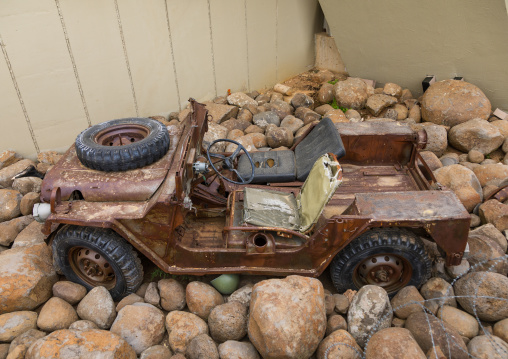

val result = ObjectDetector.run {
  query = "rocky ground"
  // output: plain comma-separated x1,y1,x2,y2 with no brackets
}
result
0,70,508,358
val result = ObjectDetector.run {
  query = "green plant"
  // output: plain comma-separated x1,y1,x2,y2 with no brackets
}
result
149,268,170,281
329,98,348,113
328,79,339,85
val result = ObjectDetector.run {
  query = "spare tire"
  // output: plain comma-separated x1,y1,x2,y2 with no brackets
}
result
75,118,170,172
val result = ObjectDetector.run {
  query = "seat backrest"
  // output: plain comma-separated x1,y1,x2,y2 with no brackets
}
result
297,153,342,233
294,117,346,181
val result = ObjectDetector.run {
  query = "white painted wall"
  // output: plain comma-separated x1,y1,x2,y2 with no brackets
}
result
0,0,323,158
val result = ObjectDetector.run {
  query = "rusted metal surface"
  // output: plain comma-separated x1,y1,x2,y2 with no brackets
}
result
40,101,470,278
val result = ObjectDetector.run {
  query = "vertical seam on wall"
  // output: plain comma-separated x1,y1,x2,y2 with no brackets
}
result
114,0,139,116
0,35,40,153
275,0,279,83
207,0,218,97
244,0,250,91
164,0,181,111
54,0,91,127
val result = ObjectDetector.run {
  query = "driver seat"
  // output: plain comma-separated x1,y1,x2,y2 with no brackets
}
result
242,153,343,233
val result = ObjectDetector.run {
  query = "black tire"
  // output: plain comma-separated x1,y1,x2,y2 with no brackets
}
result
52,225,143,301
330,228,431,296
75,118,170,172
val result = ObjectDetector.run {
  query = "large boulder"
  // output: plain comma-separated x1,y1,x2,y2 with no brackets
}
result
110,303,166,355
248,276,326,359
364,327,425,359
227,92,257,107
25,329,137,359
0,311,37,342
433,165,482,212
0,243,57,314
454,271,508,321
347,285,393,348
165,311,208,353
473,163,508,187
334,78,372,110
0,189,23,223
76,286,116,329
448,119,504,154
421,80,491,127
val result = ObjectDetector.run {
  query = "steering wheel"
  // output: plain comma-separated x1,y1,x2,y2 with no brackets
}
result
206,139,255,185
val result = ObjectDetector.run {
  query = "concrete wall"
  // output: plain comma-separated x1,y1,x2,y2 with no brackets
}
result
0,0,323,158
319,0,508,109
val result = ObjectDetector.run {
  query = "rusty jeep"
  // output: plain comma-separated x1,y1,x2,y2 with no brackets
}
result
35,99,470,300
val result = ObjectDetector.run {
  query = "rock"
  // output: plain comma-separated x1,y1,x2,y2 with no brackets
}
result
266,127,294,148
315,104,334,115
0,151,21,170
76,286,116,329
227,284,252,308
203,123,228,153
225,135,256,153
19,193,40,216
110,303,166,354
467,335,508,359
366,94,398,116
237,108,253,123
433,165,482,212
365,327,426,359
0,243,57,314
391,317,405,328
269,100,293,120
326,314,347,336
144,282,161,307
209,301,247,343
474,164,508,187
420,277,456,311
205,102,239,124
227,92,257,107
244,125,264,134
11,221,45,248
347,285,392,347
448,119,503,154
411,123,448,157
295,123,315,142
419,151,442,171
393,103,408,120
468,150,485,164
390,286,425,319
479,199,508,232
493,318,508,343
421,80,491,127
405,311,468,358
400,88,413,101
333,294,349,314
51,281,86,306
158,279,186,312
68,320,98,331
243,104,259,116
467,234,507,275
186,334,219,359
221,119,251,133
37,297,78,332
140,345,172,359
116,293,144,312
165,311,208,353
325,109,349,123
291,93,314,109
0,344,8,359
245,133,267,148
252,111,280,129
445,259,470,279
255,94,271,106
186,281,224,321
383,83,403,98
325,293,335,315
334,78,372,110
437,305,478,339
470,214,482,228
0,190,22,223
316,329,362,359
11,178,42,196
439,153,459,167
248,276,326,359
380,108,398,121
218,341,260,359
491,119,508,137
0,216,33,246
0,160,36,188
25,329,136,359
280,115,304,134
37,151,62,165
408,104,422,123
7,329,46,359
227,129,244,141
318,83,334,104
345,109,361,122
170,354,186,359
136,282,150,297
0,311,37,342
454,271,508,321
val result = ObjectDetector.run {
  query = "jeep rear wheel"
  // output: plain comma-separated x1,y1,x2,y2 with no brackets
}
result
52,225,143,300
330,228,431,296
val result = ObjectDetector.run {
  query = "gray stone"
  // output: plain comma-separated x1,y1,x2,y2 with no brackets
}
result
203,123,228,153
280,115,304,134
76,286,116,329
445,259,470,279
333,294,349,314
227,284,252,308
366,94,398,116
268,100,294,120
116,293,144,312
290,93,314,109
204,102,238,124
449,119,504,154
253,111,280,130
411,123,448,157
68,320,98,331
144,282,161,308
227,92,257,107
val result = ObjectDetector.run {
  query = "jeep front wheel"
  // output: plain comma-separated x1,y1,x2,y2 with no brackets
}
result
330,228,431,296
52,225,143,301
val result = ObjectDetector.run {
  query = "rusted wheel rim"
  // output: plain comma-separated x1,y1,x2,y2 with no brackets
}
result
69,247,116,289
94,124,149,147
354,253,412,293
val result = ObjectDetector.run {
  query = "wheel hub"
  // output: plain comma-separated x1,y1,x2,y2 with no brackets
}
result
95,124,149,147
69,247,116,289
356,254,411,292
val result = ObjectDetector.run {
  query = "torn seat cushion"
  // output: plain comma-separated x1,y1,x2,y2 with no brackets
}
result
237,150,296,184
243,187,300,231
